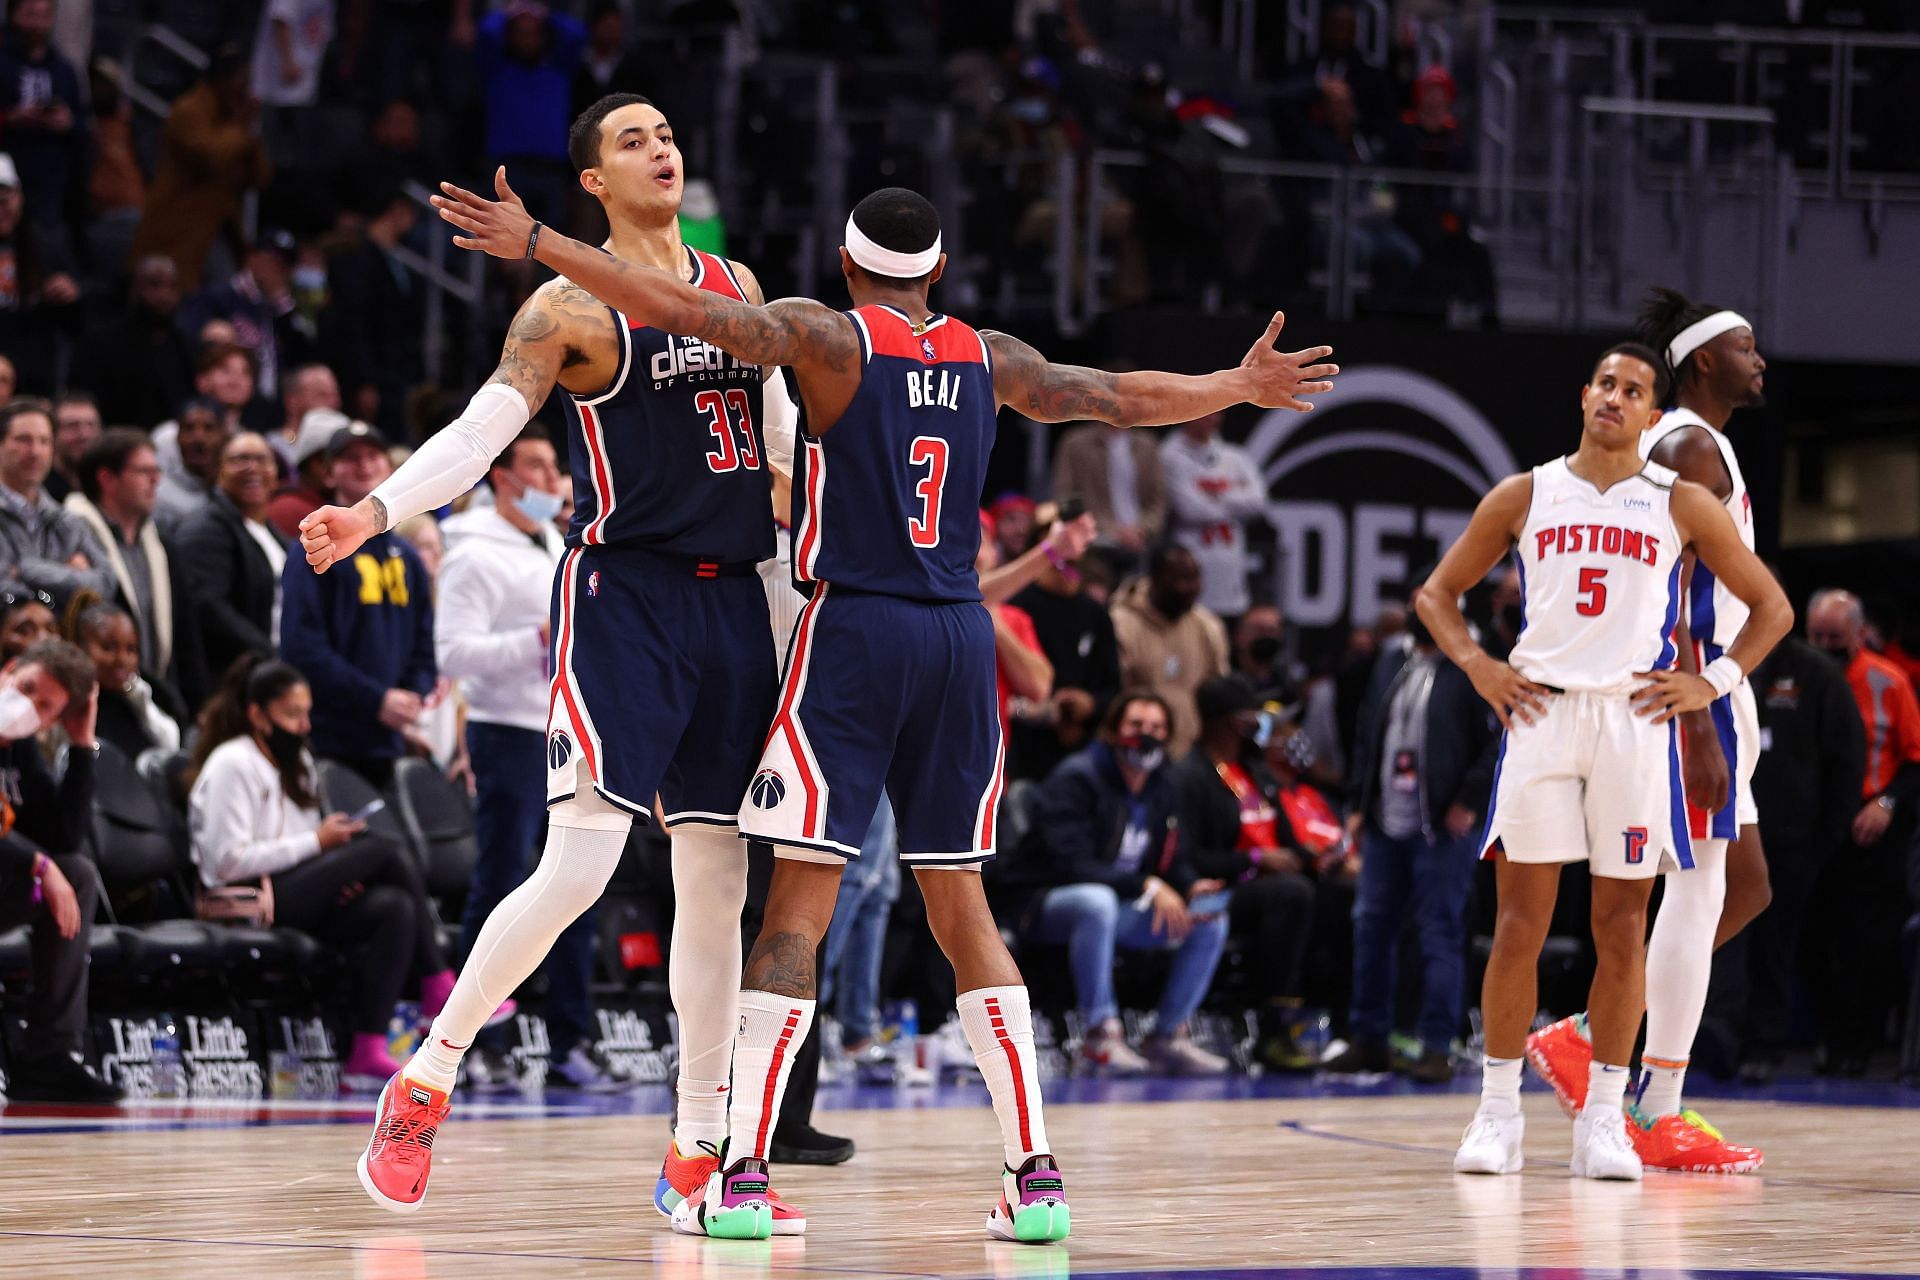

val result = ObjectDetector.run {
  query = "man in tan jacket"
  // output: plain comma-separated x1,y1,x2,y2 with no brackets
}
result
1111,544,1228,756
1052,420,1166,564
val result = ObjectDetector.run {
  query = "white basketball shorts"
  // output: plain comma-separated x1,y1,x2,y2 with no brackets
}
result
1481,689,1692,880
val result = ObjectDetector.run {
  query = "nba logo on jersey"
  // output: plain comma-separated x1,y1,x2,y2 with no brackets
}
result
921,336,937,362
749,768,787,809
548,730,573,770
587,570,600,597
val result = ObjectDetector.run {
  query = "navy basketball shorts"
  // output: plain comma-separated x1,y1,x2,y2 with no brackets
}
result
545,545,778,827
738,584,1007,868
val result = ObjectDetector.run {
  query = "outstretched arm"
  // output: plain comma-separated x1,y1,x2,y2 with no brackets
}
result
434,170,862,374
984,314,1337,426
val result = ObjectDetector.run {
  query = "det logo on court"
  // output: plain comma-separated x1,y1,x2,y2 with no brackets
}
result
1244,365,1518,628
749,768,786,809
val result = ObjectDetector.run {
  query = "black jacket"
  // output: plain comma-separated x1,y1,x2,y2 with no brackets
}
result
1007,583,1121,781
1753,637,1866,868
0,735,95,876
1348,645,1500,837
175,491,280,684
1000,741,1194,924
1170,746,1318,882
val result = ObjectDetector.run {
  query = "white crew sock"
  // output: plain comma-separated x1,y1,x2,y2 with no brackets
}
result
1480,1056,1523,1115
405,807,629,1092
725,990,816,1162
957,985,1050,1168
668,825,749,1153
1641,837,1726,1118
1589,1060,1630,1114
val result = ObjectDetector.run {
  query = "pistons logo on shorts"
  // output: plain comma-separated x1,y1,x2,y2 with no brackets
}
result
749,768,787,809
548,730,574,770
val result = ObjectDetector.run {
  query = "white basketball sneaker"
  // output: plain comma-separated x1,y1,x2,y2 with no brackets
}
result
1453,1104,1525,1174
1571,1107,1643,1181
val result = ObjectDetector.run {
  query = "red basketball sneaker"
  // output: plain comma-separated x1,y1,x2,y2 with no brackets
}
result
654,1140,807,1235
1524,1014,1593,1117
356,1074,452,1213
1629,1108,1764,1174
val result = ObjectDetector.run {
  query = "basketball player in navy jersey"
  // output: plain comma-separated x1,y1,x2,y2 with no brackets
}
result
437,174,1335,1241
1527,289,1774,1172
303,95,807,1228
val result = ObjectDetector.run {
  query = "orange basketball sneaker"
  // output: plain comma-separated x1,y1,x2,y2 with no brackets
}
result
1629,1108,1765,1174
1524,1014,1593,1117
653,1140,808,1235
356,1074,452,1213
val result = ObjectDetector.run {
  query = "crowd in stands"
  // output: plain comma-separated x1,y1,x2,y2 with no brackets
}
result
0,0,1916,1104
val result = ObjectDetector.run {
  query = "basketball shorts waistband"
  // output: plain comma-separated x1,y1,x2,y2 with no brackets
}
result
565,543,761,578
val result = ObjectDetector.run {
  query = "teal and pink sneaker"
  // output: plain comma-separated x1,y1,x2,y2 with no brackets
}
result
986,1154,1070,1243
670,1151,776,1240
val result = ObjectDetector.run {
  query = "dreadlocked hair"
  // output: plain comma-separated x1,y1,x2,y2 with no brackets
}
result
1637,286,1725,399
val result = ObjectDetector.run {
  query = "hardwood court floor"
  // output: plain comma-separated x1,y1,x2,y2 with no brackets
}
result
4,1083,1919,1279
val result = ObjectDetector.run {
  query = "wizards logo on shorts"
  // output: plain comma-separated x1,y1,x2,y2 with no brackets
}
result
548,730,574,770
748,768,786,809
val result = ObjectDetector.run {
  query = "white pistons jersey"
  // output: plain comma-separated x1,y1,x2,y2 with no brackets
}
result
1639,408,1752,659
1507,456,1684,693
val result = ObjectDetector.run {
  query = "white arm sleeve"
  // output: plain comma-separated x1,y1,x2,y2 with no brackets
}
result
368,383,532,524
761,366,798,478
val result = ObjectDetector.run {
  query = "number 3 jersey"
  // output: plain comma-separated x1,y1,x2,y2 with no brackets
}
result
790,304,997,602
562,245,773,564
1506,455,1685,693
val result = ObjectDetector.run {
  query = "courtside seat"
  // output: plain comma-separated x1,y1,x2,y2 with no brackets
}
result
316,760,411,851
93,742,192,922
0,925,27,978
391,757,479,922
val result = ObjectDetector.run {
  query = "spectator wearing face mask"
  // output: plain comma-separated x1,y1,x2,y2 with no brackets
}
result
1232,605,1302,705
1007,691,1230,1075
1323,606,1497,1082
186,655,503,1089
1111,543,1229,758
0,638,119,1102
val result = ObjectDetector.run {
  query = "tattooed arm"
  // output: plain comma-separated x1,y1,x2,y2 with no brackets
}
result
299,279,607,571
984,313,1338,426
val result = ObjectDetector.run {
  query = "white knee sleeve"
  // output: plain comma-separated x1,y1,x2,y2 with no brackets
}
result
1643,838,1728,1061
669,825,749,1148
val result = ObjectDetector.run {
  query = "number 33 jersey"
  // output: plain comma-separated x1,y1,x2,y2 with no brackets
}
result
790,304,997,603
563,245,773,564
1507,455,1685,693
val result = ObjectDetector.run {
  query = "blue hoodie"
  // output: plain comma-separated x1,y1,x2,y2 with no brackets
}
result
279,530,436,761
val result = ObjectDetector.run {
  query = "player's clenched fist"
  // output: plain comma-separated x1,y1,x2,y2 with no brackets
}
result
300,501,379,573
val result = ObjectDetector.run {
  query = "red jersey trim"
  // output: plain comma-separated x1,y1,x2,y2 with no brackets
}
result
855,305,987,365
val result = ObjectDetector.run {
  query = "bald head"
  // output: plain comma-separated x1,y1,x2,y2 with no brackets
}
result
1807,588,1864,665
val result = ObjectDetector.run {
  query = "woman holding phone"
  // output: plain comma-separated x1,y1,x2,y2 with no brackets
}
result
186,655,505,1086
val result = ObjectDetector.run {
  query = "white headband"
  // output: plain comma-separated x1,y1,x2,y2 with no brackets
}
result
844,214,941,279
1667,310,1752,367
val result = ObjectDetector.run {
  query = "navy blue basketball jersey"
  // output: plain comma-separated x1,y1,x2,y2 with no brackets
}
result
790,304,996,602
563,246,773,563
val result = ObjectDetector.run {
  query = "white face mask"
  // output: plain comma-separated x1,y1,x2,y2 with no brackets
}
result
0,685,41,739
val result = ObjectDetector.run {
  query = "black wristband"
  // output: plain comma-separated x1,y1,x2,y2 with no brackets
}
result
525,221,543,260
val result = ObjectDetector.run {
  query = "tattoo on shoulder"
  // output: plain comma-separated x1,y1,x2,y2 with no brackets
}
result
694,295,857,374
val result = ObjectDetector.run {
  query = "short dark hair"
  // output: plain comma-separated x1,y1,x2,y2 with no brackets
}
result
569,93,655,174
15,638,98,704
54,391,98,414
1147,541,1195,579
1100,688,1175,741
78,427,154,503
196,340,256,378
490,423,554,481
1591,341,1669,404
0,396,53,441
846,187,941,284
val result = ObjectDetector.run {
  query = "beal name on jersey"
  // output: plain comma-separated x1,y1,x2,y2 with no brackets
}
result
649,332,761,387
904,365,965,411
1532,522,1663,566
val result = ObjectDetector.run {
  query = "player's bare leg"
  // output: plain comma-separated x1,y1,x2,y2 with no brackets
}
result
916,867,1069,1243
1456,854,1555,1175
1717,825,1771,946
1573,875,1654,1180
